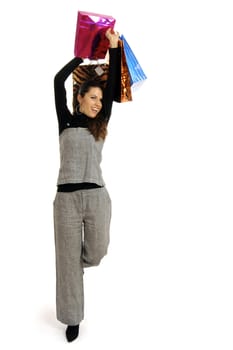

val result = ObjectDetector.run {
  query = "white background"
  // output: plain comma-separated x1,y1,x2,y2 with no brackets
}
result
0,0,233,349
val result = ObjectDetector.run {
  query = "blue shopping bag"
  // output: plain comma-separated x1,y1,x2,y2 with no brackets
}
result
120,35,147,90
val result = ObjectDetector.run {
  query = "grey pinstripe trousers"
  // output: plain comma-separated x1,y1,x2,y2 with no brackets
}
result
53,187,111,325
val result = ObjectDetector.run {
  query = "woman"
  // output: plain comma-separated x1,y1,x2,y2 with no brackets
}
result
53,29,120,342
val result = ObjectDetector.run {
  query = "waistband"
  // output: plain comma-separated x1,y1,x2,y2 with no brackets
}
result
57,182,103,193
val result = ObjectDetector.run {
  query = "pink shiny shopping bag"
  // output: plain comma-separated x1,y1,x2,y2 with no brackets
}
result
74,11,116,59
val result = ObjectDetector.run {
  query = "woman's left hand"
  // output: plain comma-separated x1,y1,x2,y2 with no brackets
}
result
105,28,119,48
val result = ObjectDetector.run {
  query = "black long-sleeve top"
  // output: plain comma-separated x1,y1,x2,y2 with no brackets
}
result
54,48,120,192
54,48,120,135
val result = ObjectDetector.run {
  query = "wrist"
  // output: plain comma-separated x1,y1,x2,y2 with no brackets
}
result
109,41,118,48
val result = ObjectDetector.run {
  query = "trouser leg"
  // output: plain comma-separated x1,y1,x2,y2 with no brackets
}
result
53,187,112,325
53,192,84,325
82,187,112,268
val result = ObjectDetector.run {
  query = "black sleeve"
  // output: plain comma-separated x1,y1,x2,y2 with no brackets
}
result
102,47,121,122
54,57,83,132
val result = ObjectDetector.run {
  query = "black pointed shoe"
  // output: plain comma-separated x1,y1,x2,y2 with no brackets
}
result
65,324,80,342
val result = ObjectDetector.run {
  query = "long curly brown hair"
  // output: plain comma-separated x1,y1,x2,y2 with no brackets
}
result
74,80,108,141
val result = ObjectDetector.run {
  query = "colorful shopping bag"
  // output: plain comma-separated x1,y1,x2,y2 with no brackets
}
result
120,35,147,90
114,39,132,102
72,57,132,107
74,11,116,59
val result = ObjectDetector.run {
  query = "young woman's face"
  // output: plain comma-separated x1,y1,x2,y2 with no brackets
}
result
77,87,103,119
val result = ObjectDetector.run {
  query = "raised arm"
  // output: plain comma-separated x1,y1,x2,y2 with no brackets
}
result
54,57,83,130
102,29,121,121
